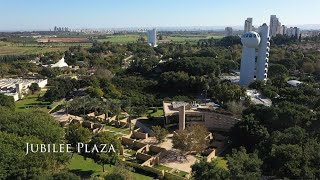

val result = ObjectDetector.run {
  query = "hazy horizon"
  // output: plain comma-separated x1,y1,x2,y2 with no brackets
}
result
1,0,320,31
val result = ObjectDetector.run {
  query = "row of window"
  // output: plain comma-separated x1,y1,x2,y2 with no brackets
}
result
242,33,260,38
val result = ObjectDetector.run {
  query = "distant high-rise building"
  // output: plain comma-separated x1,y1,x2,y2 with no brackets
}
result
282,25,287,35
270,15,280,37
225,27,233,36
239,24,270,86
147,29,157,47
244,18,253,33
286,27,301,39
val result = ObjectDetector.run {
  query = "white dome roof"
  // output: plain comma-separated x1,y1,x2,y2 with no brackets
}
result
241,31,261,48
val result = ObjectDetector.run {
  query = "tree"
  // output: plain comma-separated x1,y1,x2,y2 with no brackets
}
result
111,101,122,127
0,93,15,111
104,163,134,180
192,160,230,180
29,83,41,94
152,126,168,144
87,87,104,98
230,115,269,152
227,147,263,180
268,64,289,79
172,125,210,155
65,124,92,151
89,132,121,172
0,63,10,78
302,62,315,74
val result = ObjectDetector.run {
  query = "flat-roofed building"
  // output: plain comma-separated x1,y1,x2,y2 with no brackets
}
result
0,78,48,101
163,101,240,131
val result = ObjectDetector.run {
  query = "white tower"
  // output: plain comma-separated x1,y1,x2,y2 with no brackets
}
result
240,31,261,86
256,24,270,81
147,29,157,47
240,25,271,86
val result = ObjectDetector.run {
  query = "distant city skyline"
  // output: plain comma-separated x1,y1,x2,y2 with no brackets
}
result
1,0,320,31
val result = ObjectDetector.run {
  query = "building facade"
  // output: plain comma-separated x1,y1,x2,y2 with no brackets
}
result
147,29,157,47
163,101,240,131
244,18,253,33
270,15,280,37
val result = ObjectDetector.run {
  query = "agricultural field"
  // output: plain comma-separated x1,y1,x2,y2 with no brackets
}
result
0,42,69,56
97,34,224,44
97,34,143,43
164,34,224,43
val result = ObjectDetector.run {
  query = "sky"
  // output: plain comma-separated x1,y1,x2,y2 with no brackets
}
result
1,0,320,31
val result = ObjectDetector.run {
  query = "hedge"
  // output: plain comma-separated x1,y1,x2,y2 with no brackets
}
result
123,161,164,179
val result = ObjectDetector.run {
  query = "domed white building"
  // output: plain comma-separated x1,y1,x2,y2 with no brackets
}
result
239,24,270,86
241,31,261,48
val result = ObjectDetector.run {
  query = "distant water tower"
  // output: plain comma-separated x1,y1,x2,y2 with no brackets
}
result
239,24,270,86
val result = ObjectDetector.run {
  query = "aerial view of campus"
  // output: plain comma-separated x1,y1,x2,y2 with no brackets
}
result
0,0,320,180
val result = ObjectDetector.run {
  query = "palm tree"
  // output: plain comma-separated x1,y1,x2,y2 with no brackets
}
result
111,102,122,127
88,98,101,116
63,100,71,115
100,100,111,121
124,105,137,131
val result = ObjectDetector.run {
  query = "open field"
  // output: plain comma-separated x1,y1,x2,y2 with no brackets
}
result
68,154,153,180
165,35,223,42
97,34,224,44
98,35,143,43
36,37,91,43
15,90,61,112
0,44,68,56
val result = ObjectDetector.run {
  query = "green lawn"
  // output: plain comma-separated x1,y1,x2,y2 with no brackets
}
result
68,154,153,180
146,108,164,117
154,165,172,172
15,90,52,112
103,125,131,136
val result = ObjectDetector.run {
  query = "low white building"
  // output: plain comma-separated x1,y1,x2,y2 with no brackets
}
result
0,78,48,101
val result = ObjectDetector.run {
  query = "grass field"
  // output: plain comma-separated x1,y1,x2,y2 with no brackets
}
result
97,34,224,44
98,35,143,43
68,154,153,180
0,43,68,56
146,108,164,117
15,90,59,112
0,41,92,56
165,35,223,43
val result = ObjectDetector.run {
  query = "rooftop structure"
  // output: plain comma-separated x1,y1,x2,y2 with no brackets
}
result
287,80,303,87
163,101,240,131
246,89,272,107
